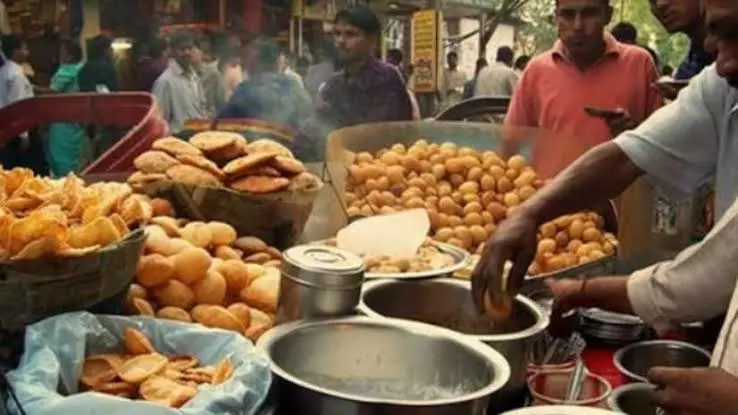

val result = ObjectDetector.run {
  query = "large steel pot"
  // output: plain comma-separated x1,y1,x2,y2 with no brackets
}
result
358,278,548,412
257,316,510,415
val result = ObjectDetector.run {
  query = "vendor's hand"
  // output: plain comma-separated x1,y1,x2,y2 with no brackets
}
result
471,209,538,312
545,279,585,337
604,108,636,136
649,367,738,415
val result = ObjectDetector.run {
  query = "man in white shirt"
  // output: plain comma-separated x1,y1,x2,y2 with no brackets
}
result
153,31,209,134
472,0,738,412
474,46,519,97
441,51,467,105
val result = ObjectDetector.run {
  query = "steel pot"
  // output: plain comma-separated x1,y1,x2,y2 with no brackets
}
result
608,383,661,415
358,279,548,412
613,340,711,383
257,316,510,415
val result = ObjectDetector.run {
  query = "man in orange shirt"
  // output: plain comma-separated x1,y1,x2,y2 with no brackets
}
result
505,0,662,178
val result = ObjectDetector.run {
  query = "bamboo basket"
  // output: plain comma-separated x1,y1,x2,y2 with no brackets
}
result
0,229,146,368
137,182,323,250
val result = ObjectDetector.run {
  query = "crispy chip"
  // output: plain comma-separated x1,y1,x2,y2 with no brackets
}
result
8,211,68,255
109,213,129,236
68,217,122,249
212,357,233,385
11,236,58,261
139,375,198,408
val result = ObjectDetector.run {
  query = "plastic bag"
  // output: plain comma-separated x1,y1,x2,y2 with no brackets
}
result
6,312,271,415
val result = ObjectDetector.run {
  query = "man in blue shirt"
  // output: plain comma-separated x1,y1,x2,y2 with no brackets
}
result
218,39,311,131
649,0,714,82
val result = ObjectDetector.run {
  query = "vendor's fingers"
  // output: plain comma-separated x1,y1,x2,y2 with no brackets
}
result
471,243,506,311
648,366,685,386
651,386,684,414
506,245,536,296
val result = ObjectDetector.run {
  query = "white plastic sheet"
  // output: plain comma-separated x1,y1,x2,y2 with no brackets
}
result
6,312,271,415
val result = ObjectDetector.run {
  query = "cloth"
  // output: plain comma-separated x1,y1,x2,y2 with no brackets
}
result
408,88,421,120
674,41,715,81
78,58,119,92
153,60,209,134
474,62,519,97
626,194,738,375
218,72,311,130
305,61,336,98
442,68,467,102
46,63,85,177
0,60,33,106
505,33,662,177
295,59,413,162
199,62,227,115
614,65,738,220
137,56,169,92
0,1,9,35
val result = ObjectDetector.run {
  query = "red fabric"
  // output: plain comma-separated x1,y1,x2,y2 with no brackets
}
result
243,0,262,32
583,347,623,389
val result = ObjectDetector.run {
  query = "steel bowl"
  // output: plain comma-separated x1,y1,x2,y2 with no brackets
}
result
257,316,511,415
613,340,711,383
608,383,661,414
358,278,548,412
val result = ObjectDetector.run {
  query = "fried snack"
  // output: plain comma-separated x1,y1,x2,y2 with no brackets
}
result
244,139,293,158
136,254,175,288
233,236,268,254
172,247,211,285
222,152,280,179
177,154,225,180
484,291,513,323
192,269,227,305
226,303,252,329
207,222,238,246
217,260,256,294
245,309,273,341
117,353,168,384
166,164,222,188
230,176,290,194
131,297,155,316
189,131,239,154
156,306,192,322
150,198,176,217
124,327,157,355
155,280,196,309
152,137,202,157
288,171,322,192
271,156,306,175
190,305,244,333
128,172,168,185
133,151,180,174
78,329,233,406
240,273,279,313
139,375,198,408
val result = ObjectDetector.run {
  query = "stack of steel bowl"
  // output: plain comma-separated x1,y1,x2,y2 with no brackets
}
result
579,308,646,346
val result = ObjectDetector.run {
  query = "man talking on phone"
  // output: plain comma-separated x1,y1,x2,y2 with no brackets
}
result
504,0,662,176
474,0,738,411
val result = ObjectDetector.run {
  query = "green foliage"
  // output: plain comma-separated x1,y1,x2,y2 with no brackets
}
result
514,0,690,68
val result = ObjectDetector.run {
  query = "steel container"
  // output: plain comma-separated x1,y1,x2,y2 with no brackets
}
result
277,245,365,323
613,340,711,383
257,317,511,415
357,278,548,412
608,383,661,414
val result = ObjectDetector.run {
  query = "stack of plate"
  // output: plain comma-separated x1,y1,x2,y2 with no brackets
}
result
580,308,646,346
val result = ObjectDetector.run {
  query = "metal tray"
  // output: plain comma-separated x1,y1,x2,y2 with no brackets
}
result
363,242,471,280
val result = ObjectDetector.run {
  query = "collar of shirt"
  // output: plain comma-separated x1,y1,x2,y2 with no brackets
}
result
551,33,621,66
170,60,198,80
340,58,382,89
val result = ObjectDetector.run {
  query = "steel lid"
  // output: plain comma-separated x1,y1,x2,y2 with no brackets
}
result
282,245,365,287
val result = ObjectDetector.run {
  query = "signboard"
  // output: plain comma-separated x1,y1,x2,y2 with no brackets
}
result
444,0,499,10
411,9,439,93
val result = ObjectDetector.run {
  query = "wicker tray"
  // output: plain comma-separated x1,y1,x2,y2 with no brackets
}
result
137,181,323,250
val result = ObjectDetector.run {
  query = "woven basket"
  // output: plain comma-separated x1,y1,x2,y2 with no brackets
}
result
0,229,146,368
137,182,322,250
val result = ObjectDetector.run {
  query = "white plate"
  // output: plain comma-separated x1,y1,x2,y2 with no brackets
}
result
502,405,621,415
364,242,471,280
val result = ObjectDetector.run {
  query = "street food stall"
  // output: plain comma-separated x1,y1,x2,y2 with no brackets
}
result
0,88,714,415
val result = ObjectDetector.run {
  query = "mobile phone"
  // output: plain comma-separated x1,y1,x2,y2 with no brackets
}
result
657,79,690,90
584,106,624,119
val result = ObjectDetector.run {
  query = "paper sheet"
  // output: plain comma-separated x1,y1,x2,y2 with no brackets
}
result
336,209,430,257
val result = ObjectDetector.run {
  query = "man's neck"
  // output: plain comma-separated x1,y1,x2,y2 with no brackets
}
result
569,40,606,72
345,56,371,77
